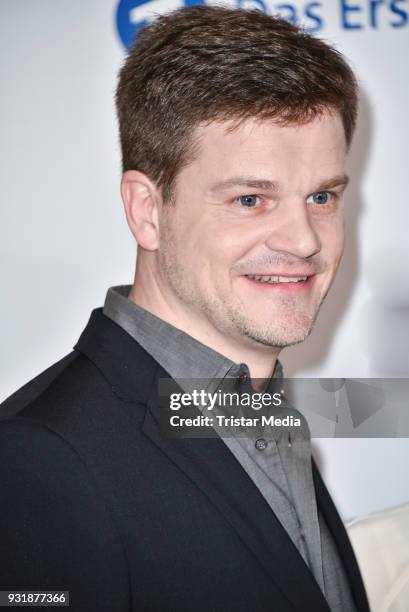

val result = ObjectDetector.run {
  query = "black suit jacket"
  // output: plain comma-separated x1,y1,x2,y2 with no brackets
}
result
0,309,370,611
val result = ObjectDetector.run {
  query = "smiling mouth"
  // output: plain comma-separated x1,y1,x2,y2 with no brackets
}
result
245,274,308,284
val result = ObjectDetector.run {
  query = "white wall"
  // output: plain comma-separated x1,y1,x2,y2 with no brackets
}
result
1,0,408,520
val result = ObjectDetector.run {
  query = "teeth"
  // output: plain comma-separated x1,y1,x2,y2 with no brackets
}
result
247,275,307,283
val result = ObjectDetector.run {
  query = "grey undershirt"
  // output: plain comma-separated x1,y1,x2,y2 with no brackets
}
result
103,285,357,612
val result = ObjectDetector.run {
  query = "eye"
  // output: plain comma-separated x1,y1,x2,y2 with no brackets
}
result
236,195,261,208
307,191,333,205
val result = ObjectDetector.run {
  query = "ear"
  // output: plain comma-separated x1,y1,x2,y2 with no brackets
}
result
121,170,162,251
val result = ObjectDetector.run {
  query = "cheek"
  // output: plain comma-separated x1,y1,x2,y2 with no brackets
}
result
314,217,345,263
331,225,345,263
196,219,250,266
212,218,262,256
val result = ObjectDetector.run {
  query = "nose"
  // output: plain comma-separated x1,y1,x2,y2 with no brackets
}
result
264,200,321,260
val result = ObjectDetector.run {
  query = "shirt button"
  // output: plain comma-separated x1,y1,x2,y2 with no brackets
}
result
239,370,248,383
255,438,268,451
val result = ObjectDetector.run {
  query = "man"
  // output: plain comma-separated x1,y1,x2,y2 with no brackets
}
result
0,6,369,611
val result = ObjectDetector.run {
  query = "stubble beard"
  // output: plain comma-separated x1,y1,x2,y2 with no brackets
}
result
228,297,322,348
159,246,323,350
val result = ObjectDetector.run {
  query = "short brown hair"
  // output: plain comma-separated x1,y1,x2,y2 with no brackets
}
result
116,6,358,202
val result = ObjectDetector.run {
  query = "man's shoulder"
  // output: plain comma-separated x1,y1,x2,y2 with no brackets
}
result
0,308,166,462
0,350,112,420
0,351,81,418
1,307,159,421
0,349,146,448
0,348,152,496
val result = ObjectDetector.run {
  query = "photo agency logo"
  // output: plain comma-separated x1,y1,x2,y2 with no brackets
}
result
116,0,408,48
156,377,409,439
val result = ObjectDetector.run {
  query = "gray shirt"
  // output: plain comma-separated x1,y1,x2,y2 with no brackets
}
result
103,285,357,612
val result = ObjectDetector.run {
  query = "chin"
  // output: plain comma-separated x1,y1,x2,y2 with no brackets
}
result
238,313,317,349
246,328,313,349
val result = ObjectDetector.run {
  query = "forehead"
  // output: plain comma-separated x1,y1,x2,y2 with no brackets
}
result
180,112,347,190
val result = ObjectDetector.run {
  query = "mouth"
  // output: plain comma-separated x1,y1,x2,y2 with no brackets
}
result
245,274,308,283
241,273,315,291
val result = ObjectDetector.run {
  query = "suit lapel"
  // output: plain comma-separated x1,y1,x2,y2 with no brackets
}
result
312,460,370,612
143,375,331,612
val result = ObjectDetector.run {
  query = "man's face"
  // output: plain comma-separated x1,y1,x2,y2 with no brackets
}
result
157,112,347,349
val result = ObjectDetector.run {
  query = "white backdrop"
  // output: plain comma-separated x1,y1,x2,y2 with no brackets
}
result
1,0,408,520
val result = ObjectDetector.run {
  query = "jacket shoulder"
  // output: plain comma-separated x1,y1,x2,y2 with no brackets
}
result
0,352,78,418
0,349,145,437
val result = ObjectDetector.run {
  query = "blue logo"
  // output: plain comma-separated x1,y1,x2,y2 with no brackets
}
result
116,0,408,49
116,0,206,49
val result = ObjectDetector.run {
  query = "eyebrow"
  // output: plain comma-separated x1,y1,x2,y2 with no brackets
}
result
316,174,350,191
209,174,350,194
209,176,279,193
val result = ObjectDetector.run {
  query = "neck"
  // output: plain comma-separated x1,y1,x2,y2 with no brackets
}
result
129,266,282,381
